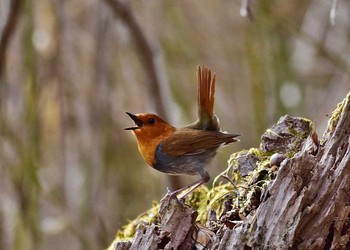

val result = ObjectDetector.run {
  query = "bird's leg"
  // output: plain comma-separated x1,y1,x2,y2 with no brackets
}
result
167,185,192,198
178,178,209,200
159,173,210,215
178,171,210,199
160,171,210,206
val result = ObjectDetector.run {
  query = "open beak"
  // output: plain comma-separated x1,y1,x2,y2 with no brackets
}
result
124,112,144,130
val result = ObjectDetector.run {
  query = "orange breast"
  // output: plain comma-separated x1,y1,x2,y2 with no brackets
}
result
133,125,175,166
136,135,161,166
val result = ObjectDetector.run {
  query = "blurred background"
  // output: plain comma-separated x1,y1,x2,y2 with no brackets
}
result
0,0,349,249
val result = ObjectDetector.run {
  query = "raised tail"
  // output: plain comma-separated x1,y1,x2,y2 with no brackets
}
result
188,65,220,131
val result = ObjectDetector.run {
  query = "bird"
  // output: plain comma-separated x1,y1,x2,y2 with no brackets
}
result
125,65,239,198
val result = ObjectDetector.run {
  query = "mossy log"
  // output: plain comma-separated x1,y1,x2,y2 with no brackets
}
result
110,92,350,250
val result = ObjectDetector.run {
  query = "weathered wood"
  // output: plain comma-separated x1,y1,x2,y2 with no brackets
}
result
222,93,350,249
112,196,197,250
111,92,350,250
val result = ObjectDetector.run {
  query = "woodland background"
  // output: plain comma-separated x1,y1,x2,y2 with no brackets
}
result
0,0,349,249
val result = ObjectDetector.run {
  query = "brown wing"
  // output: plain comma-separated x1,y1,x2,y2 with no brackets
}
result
162,128,239,157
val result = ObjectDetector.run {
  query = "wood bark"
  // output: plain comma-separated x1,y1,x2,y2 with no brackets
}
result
111,92,350,250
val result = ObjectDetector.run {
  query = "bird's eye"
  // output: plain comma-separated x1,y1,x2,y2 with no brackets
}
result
148,118,155,124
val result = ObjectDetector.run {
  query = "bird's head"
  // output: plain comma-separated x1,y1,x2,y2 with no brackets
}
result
125,112,175,140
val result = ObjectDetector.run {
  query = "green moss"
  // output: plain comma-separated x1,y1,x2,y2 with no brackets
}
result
195,147,275,226
115,202,159,241
248,147,266,158
289,118,312,140
322,92,350,142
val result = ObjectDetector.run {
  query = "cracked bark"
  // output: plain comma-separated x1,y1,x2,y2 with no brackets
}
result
112,92,350,250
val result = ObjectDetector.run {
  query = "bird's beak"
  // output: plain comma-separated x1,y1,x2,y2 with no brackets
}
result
125,112,144,130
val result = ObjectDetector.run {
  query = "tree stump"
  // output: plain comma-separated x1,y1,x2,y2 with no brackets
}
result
110,92,350,250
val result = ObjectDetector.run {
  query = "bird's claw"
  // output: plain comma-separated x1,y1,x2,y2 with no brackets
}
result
178,196,186,204
159,190,184,211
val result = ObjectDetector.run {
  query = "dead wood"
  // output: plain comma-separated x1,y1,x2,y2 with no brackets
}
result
110,92,350,250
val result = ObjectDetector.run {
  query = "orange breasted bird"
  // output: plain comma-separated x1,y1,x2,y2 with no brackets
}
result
125,66,239,198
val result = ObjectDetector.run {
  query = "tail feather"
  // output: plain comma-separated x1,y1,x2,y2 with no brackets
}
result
196,65,219,131
197,65,215,120
187,65,220,131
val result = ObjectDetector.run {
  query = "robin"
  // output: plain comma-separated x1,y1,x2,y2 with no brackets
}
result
125,66,239,198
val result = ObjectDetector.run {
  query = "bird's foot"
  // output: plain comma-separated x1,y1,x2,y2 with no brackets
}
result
159,190,185,211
